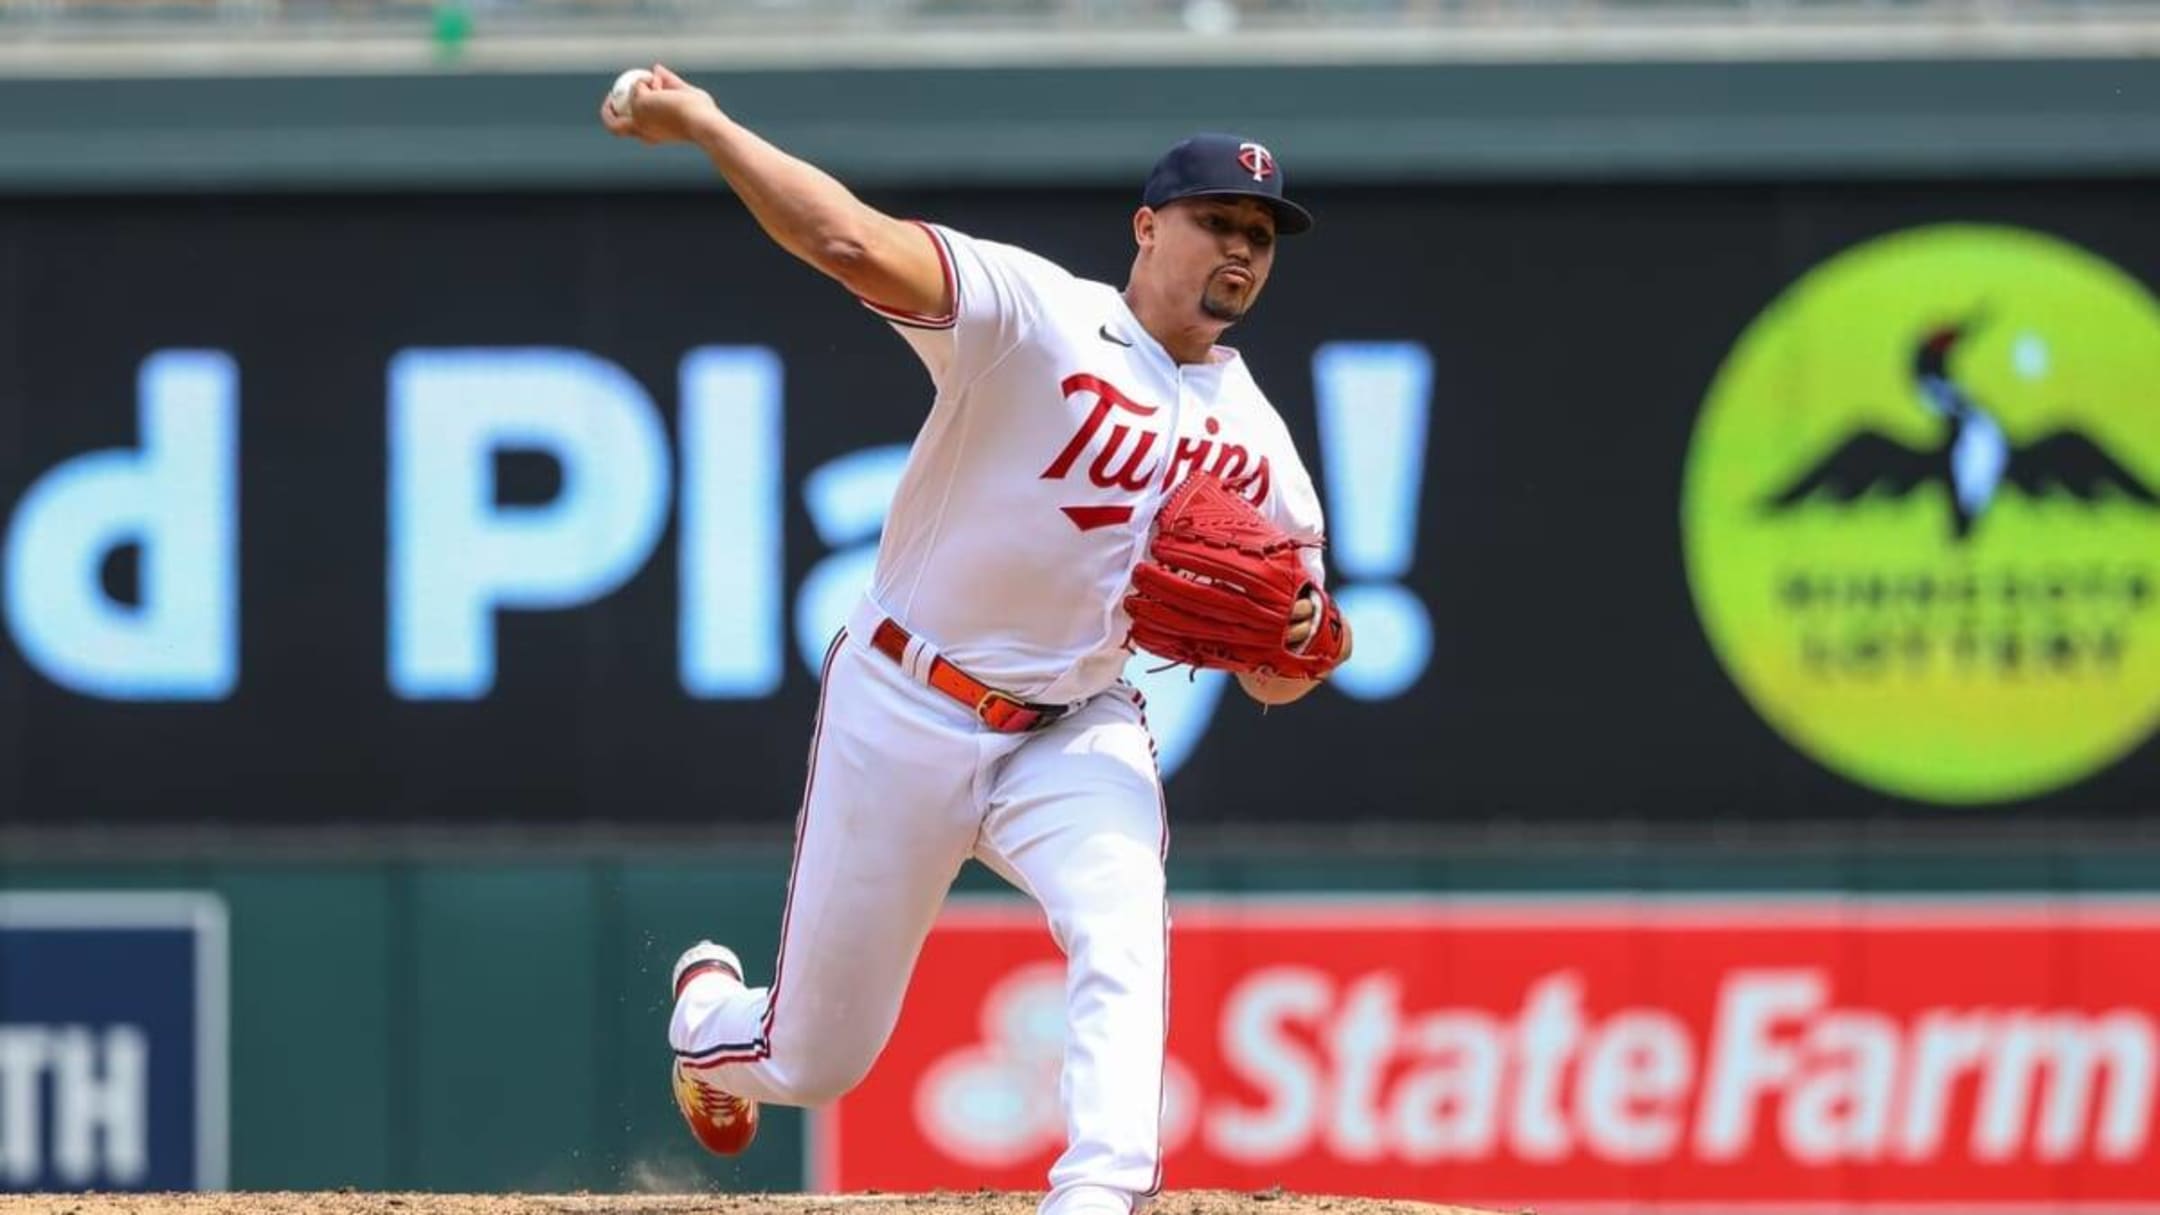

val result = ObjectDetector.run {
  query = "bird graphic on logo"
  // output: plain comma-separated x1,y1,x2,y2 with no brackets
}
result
1763,317,2160,538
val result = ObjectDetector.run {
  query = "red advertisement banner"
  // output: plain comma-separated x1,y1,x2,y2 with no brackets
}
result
816,898,2160,1213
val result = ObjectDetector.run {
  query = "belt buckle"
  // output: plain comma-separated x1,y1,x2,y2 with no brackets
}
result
975,688,1039,733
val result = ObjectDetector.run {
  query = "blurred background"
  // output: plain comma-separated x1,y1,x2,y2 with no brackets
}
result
3,0,2160,1208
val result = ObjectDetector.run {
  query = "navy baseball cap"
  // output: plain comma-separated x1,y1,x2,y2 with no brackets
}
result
1142,133,1313,236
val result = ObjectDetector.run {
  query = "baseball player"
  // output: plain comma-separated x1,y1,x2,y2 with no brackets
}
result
601,66,1351,1215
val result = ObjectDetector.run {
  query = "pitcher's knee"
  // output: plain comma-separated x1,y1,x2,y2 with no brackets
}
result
1050,839,1164,923
770,1050,876,1106
1056,912,1168,985
1051,874,1166,962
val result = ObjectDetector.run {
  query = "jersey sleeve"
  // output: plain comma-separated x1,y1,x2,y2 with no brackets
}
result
858,222,1068,395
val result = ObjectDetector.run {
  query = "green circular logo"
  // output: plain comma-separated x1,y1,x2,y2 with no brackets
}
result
1683,224,2160,804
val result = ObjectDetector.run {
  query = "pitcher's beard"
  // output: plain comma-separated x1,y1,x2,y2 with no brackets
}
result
1200,285,1249,323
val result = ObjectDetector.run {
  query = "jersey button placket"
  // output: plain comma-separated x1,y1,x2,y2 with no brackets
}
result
1166,369,1197,503
1133,369,1189,541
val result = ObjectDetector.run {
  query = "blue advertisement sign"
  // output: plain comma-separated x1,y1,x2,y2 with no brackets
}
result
0,191,2155,825
0,893,227,1191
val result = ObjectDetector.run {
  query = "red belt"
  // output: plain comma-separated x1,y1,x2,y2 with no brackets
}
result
869,619,1068,734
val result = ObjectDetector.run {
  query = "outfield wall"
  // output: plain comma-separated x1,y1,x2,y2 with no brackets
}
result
6,845,2160,1205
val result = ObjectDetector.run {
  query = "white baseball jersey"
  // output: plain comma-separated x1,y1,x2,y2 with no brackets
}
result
671,220,1331,1215
860,221,1327,702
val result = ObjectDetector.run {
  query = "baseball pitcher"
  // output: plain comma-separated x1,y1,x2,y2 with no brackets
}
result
601,65,1351,1215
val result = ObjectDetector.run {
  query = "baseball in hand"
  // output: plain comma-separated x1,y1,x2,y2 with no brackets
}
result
607,69,654,119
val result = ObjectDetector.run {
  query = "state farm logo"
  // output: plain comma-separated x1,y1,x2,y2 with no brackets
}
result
914,963,1199,1166
826,899,2160,1210
1214,965,2152,1167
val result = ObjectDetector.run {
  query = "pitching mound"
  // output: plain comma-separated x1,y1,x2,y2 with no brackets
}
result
0,1193,1524,1215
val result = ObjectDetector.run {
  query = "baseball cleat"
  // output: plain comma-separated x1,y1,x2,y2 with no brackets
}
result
671,1060,760,1155
669,941,760,1155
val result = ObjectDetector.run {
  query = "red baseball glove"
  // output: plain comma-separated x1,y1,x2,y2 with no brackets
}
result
1123,473,1348,680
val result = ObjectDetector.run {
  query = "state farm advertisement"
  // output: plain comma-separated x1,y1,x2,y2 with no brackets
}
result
816,898,2160,1212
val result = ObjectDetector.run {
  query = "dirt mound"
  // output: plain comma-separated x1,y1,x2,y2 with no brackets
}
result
1,1193,1526,1215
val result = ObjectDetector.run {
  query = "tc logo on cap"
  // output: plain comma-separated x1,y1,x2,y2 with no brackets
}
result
1236,142,1276,183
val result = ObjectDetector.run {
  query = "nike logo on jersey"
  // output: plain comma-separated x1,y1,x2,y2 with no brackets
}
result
1098,324,1134,348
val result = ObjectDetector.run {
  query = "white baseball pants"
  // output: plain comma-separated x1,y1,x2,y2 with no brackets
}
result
671,599,1170,1215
